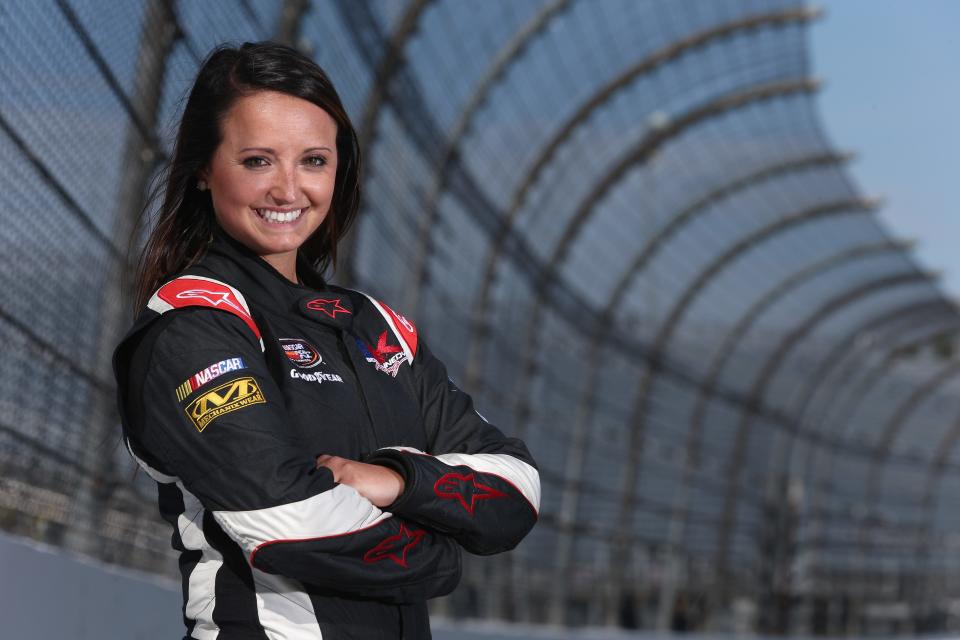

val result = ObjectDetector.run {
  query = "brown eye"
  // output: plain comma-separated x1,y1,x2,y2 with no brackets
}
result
304,155,327,168
242,156,268,168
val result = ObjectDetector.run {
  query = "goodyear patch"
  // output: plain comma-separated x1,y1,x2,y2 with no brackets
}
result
175,357,247,401
184,376,265,432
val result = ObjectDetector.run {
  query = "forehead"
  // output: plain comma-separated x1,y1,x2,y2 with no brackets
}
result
220,90,337,145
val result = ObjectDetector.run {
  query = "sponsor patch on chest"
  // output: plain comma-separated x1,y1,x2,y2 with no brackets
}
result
184,376,265,432
289,369,344,385
279,338,322,368
175,357,247,401
355,332,408,377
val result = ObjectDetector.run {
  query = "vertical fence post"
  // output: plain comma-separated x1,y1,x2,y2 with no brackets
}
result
68,0,179,560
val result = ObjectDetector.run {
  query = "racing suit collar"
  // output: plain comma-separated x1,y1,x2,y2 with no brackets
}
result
203,227,356,332
209,226,326,286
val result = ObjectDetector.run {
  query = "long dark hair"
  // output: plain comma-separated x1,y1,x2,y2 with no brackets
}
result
133,41,361,309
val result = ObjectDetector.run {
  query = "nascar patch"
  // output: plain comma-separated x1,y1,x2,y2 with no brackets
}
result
184,376,265,432
176,357,247,401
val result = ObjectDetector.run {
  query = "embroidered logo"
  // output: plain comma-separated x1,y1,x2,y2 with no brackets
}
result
306,297,351,318
289,369,344,385
434,472,507,515
363,524,426,568
184,376,265,432
355,332,407,377
175,357,247,401
155,277,262,342
372,298,418,357
279,338,322,368
175,288,249,317
393,311,415,334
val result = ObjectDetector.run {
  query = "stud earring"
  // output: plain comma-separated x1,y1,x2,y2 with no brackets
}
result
197,180,208,191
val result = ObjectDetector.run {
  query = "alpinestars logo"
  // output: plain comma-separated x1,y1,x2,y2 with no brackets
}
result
434,472,507,515
175,289,250,318
306,297,351,318
356,332,407,377
363,523,426,568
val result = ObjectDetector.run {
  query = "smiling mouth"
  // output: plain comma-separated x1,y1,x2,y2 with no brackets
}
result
255,208,305,224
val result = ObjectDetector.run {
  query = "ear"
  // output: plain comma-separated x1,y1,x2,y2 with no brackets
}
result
196,167,210,192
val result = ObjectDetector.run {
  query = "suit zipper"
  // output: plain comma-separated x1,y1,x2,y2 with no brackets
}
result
337,330,380,453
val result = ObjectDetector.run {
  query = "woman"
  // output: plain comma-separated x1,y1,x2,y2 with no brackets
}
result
114,42,540,639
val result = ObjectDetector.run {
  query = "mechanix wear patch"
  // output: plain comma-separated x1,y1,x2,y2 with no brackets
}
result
184,376,265,432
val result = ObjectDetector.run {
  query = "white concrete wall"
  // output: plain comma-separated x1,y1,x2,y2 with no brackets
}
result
1,532,661,639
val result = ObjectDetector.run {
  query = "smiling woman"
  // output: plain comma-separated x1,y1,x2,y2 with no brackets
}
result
133,42,361,311
113,42,540,640
202,90,339,280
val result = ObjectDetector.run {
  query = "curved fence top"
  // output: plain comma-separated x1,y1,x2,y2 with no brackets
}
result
1,0,958,632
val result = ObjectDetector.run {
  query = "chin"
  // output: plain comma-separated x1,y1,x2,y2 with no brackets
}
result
260,237,306,254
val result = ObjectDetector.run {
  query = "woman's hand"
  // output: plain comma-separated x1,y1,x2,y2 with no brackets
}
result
315,454,405,508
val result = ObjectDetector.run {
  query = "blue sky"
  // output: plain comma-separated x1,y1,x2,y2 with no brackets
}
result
811,0,960,297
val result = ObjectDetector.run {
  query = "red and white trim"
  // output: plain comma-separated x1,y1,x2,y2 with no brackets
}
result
435,452,541,514
149,275,264,351
358,293,418,364
212,484,392,565
380,446,541,514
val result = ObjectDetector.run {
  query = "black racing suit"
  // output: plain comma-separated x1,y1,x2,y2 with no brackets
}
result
113,231,540,639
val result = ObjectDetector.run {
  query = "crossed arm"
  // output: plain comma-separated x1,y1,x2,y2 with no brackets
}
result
125,309,460,603
124,308,539,602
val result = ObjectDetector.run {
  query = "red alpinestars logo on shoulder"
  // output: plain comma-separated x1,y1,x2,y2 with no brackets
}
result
155,277,261,341
159,280,251,318
175,288,248,316
363,523,426,568
306,297,351,318
434,472,507,515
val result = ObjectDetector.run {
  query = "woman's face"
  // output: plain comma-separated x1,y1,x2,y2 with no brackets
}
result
203,90,338,276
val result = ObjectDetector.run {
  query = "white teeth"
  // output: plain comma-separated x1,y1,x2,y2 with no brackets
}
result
257,208,304,224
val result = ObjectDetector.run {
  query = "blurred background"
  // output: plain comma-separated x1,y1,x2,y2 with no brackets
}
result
2,0,960,637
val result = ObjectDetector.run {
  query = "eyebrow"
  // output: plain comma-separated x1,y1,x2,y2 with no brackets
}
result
239,146,333,154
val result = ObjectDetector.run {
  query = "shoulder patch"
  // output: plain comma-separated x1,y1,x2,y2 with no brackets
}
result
357,293,418,363
184,375,266,432
175,357,248,401
149,276,264,351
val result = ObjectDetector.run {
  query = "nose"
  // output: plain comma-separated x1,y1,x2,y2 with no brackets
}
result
269,165,299,204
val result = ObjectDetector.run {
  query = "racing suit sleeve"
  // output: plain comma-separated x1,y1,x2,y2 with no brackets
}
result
122,308,460,602
365,339,540,555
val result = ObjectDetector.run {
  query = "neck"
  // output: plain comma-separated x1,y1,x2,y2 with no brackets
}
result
260,252,298,283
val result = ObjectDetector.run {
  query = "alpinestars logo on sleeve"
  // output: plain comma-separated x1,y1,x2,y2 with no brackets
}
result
356,332,407,377
176,289,250,318
362,523,426,568
434,472,507,515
